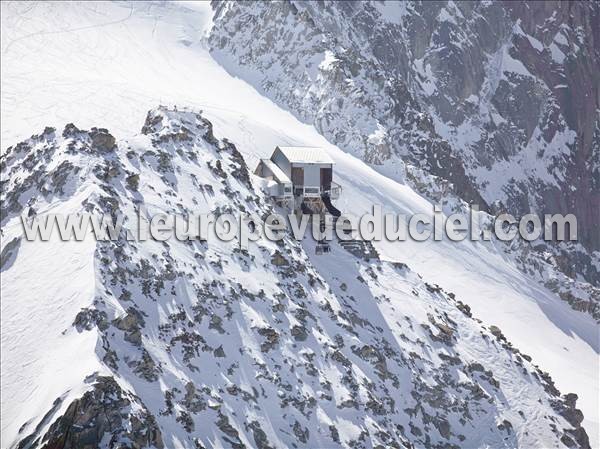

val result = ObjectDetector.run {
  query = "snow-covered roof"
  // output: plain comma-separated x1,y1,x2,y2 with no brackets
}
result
259,159,291,183
276,146,335,164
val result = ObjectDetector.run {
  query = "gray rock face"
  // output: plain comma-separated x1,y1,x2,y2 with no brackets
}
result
0,236,21,271
208,1,599,256
17,376,163,449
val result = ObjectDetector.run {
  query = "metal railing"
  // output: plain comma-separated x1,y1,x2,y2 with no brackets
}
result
292,182,342,198
322,181,342,199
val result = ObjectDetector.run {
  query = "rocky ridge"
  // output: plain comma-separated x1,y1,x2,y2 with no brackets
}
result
1,108,591,449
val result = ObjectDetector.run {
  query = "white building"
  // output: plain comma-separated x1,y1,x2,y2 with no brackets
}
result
254,146,341,203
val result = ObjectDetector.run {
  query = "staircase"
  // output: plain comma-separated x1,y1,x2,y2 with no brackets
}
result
298,196,379,261
315,214,331,255
338,238,379,261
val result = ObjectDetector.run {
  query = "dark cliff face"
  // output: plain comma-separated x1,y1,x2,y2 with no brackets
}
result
500,1,600,251
208,0,599,251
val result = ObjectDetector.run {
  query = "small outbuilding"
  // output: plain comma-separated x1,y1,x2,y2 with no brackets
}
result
254,146,341,202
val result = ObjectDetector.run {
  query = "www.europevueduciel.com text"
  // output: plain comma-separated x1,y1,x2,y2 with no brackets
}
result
19,205,577,248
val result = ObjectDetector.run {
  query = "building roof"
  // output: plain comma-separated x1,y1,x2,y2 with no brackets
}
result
259,159,291,183
276,146,335,164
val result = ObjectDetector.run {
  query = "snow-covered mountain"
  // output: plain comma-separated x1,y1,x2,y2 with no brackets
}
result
208,0,600,284
1,2,598,448
1,107,591,449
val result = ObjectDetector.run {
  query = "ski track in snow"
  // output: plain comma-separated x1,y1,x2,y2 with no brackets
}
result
1,1,598,446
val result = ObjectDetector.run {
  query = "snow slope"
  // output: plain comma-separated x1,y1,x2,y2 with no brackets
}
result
1,1,598,446
1,104,592,448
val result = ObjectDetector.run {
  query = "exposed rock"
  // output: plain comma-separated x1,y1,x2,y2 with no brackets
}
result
89,127,116,153
0,236,21,271
489,325,507,342
126,173,140,191
113,307,145,346
19,376,163,449
270,250,289,267
257,327,279,352
73,308,109,332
